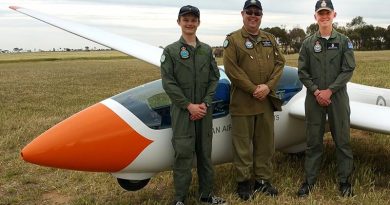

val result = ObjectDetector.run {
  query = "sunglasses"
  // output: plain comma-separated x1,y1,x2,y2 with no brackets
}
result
245,9,263,16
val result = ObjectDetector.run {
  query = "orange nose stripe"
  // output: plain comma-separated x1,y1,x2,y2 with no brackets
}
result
21,103,153,172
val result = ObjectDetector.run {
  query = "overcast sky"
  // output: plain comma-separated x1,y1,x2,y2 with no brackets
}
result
0,0,389,51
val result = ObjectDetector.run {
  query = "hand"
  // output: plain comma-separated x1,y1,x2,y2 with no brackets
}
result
253,84,270,101
314,89,332,107
187,103,207,121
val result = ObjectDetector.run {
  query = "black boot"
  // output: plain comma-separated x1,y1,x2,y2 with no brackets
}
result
339,182,354,197
297,182,314,197
254,180,278,197
236,180,252,201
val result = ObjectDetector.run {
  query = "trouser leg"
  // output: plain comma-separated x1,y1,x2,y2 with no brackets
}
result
304,98,326,184
195,120,214,197
172,135,195,201
232,116,254,182
253,111,275,181
328,97,353,183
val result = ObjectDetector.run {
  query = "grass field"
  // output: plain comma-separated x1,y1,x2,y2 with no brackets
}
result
0,50,389,205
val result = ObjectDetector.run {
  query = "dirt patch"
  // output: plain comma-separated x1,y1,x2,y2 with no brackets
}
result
42,191,72,205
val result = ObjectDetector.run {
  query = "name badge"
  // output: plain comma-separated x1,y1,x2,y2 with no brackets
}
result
327,43,339,50
261,41,273,47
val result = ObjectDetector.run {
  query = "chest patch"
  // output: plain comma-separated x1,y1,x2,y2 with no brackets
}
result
261,40,273,47
314,41,322,53
245,39,254,49
180,46,190,59
327,43,339,50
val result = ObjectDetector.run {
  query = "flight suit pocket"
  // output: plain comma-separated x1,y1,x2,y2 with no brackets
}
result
172,135,195,159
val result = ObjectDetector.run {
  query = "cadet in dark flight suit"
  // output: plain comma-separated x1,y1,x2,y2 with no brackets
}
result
223,0,285,200
160,5,226,205
297,0,356,198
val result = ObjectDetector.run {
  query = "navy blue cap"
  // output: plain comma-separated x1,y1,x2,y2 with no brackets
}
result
315,0,334,12
178,5,200,18
243,0,262,10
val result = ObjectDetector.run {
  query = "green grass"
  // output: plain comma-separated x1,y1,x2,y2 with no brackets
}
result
1,50,389,204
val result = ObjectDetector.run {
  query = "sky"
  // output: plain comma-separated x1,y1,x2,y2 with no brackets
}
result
0,0,389,51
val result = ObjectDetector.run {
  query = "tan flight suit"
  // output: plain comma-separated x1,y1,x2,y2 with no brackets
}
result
223,27,285,182
161,36,220,201
298,29,355,184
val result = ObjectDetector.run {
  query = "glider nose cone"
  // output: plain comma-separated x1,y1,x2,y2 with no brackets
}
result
21,103,153,172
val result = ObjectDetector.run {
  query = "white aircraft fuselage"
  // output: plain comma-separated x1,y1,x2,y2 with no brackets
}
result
11,6,390,191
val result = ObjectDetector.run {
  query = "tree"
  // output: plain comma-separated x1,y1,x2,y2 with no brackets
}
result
373,26,386,50
359,25,375,50
346,16,366,30
13,48,22,52
265,26,289,53
289,27,306,53
385,25,390,49
306,23,318,36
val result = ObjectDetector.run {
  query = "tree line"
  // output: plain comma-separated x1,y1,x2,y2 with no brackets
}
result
213,16,389,57
267,16,389,53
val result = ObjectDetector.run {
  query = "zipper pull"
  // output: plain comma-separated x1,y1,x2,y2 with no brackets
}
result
250,55,254,59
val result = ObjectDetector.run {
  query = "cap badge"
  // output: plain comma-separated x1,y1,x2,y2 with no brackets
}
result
245,39,254,49
321,0,327,7
314,40,322,53
180,46,190,59
251,0,257,4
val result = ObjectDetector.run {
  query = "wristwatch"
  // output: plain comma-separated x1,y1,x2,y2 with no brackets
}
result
204,101,210,108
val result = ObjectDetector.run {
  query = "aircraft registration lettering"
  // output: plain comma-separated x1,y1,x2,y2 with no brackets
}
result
212,124,232,134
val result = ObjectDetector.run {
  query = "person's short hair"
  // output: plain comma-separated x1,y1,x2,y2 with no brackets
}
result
315,0,334,13
243,0,262,10
178,5,200,18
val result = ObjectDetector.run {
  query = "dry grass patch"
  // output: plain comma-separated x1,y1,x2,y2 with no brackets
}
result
0,50,389,204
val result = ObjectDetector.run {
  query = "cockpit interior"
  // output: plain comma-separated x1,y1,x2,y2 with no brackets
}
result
112,66,302,130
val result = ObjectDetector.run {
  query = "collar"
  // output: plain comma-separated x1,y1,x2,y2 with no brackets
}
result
315,29,338,40
241,26,264,42
179,36,201,48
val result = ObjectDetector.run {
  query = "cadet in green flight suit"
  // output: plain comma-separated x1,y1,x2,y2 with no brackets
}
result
297,0,356,198
160,5,226,205
223,0,285,200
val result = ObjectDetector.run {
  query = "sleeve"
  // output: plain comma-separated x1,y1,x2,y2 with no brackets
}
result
265,36,285,91
298,40,318,93
202,52,220,105
160,48,191,109
328,38,356,93
223,36,257,94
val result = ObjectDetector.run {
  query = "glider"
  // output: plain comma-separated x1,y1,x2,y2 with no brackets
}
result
10,6,390,191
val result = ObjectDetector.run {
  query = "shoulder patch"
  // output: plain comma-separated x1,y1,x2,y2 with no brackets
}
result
160,54,166,63
223,39,229,48
347,40,354,49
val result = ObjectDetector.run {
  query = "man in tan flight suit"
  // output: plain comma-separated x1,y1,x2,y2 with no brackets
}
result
223,0,285,200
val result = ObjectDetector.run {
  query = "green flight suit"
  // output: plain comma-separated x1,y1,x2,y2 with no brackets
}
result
223,27,285,182
298,29,356,184
160,36,220,201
